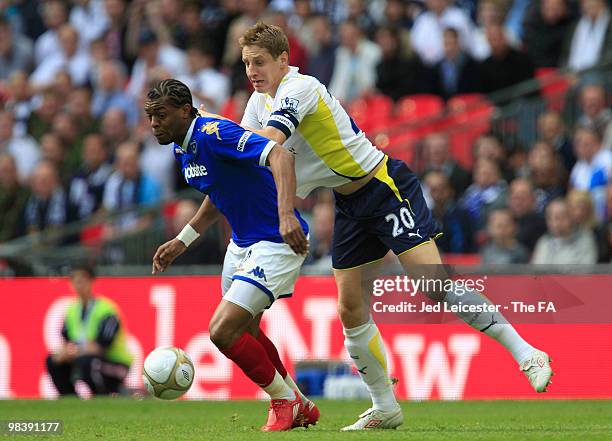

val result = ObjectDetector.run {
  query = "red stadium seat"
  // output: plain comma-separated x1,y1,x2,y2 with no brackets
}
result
535,68,571,111
348,94,393,133
80,223,104,246
445,96,494,169
395,94,444,124
447,94,486,114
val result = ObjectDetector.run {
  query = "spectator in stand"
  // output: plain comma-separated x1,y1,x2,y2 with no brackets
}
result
329,19,381,103
567,189,610,262
523,0,576,68
3,71,34,137
570,126,612,221
27,90,61,142
102,141,161,239
424,171,475,253
0,154,29,242
479,23,535,96
532,198,597,264
461,158,508,229
422,133,471,196
30,24,93,89
51,111,86,177
305,14,337,87
537,111,576,171
201,0,242,68
67,87,100,138
70,0,110,49
381,0,412,31
40,133,69,183
473,133,514,182
67,133,113,222
508,178,548,252
471,0,519,62
0,110,40,183
156,0,188,49
222,0,269,70
563,0,612,72
92,60,138,127
528,143,567,213
375,26,425,101
34,0,68,64
410,0,474,66
177,43,230,114
481,208,529,264
24,160,68,238
345,0,377,37
169,199,224,265
576,84,612,150
102,0,133,68
100,108,131,153
0,17,33,80
429,27,481,101
125,28,187,100
266,10,309,74
179,1,207,51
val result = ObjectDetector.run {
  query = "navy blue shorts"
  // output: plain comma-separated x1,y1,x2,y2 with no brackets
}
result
332,156,442,270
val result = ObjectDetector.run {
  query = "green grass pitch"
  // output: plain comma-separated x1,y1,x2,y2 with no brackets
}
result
1,399,611,440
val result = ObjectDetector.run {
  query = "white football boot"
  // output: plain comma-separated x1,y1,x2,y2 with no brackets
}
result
520,349,553,392
340,406,403,431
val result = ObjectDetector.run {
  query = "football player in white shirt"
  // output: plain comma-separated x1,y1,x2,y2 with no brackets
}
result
201,22,553,430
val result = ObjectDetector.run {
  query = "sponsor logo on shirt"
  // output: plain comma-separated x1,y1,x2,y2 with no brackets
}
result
237,131,253,152
201,121,222,140
184,163,208,182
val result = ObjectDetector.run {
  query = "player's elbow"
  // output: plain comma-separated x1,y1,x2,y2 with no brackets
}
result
268,145,294,167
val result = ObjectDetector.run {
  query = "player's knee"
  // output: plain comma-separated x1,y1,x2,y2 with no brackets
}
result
209,320,239,350
337,301,368,328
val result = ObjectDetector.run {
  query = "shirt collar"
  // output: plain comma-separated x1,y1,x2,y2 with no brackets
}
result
180,117,197,151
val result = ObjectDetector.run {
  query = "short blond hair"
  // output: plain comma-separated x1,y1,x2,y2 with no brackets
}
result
239,21,290,59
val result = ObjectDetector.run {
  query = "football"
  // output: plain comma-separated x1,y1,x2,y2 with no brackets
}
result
142,346,195,400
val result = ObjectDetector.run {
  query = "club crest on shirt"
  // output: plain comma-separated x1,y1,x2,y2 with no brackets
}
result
201,121,222,140
281,97,299,113
188,140,197,154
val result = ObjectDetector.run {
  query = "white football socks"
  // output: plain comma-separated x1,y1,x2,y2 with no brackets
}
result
263,371,296,401
284,373,308,403
444,285,535,364
343,317,398,411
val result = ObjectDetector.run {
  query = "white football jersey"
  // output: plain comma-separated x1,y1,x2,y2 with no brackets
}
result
241,66,384,197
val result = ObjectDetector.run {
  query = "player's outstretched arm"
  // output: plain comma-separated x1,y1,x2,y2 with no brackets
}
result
267,145,308,255
152,196,221,274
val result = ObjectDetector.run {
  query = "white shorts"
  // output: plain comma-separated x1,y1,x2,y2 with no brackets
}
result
221,239,306,316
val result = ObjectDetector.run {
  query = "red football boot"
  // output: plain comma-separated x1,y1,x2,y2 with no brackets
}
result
292,398,320,428
261,391,302,432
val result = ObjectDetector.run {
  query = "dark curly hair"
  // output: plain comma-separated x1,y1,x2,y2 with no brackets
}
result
146,79,197,116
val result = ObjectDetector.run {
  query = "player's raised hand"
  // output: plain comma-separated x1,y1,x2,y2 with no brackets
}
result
279,213,308,256
152,238,187,275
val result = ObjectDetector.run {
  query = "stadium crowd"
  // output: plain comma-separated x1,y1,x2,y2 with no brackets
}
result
0,0,611,268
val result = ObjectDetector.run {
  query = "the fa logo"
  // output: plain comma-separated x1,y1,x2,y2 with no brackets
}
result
281,97,299,113
201,121,222,140
248,266,267,282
